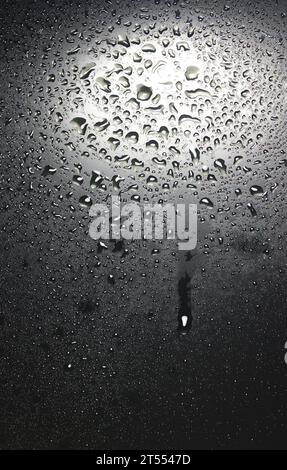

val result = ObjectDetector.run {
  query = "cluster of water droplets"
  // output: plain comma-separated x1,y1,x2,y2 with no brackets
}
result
3,0,286,338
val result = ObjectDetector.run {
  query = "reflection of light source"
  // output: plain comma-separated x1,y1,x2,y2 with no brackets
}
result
80,39,209,181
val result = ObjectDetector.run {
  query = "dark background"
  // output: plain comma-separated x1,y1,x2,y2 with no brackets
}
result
0,0,286,449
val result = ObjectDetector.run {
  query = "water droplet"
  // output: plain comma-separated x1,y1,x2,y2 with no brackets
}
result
137,84,153,101
185,65,199,80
